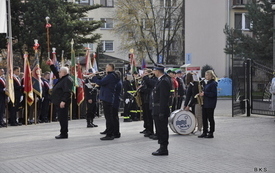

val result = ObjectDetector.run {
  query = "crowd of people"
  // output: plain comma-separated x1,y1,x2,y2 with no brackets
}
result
0,56,218,156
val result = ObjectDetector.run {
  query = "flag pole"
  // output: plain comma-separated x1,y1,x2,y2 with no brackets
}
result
25,95,28,125
45,16,51,59
34,94,37,124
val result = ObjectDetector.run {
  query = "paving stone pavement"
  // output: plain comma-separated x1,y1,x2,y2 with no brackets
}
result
0,99,274,173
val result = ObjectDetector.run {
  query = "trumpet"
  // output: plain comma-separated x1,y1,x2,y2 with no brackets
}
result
83,71,106,78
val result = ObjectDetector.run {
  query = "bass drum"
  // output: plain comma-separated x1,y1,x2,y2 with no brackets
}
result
169,109,196,135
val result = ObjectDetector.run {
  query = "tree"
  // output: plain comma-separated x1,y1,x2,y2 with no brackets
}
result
0,0,102,63
224,0,273,66
114,0,183,65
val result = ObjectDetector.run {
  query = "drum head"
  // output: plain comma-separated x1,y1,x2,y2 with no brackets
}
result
169,110,196,135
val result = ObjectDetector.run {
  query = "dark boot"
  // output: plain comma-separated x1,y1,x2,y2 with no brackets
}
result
198,133,207,138
205,133,214,138
152,145,168,156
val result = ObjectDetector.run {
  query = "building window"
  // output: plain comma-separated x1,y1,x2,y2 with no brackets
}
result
161,18,175,30
100,18,113,29
80,17,93,21
235,13,251,30
233,0,251,5
160,0,177,7
101,40,114,52
79,0,94,5
100,0,114,7
142,18,152,30
83,43,94,50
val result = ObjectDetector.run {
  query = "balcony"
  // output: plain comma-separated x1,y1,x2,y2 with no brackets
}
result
232,0,252,9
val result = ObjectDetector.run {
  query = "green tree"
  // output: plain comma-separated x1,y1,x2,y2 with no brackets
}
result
224,0,273,66
1,0,102,62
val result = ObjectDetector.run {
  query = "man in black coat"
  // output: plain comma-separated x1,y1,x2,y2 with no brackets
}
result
40,71,51,123
151,64,172,156
51,67,73,139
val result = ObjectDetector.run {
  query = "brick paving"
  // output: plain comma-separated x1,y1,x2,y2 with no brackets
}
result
0,99,274,173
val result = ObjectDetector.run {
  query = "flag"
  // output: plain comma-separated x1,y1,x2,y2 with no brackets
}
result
70,46,78,94
49,48,59,89
0,0,7,33
141,58,147,69
32,43,42,98
23,53,34,106
5,40,14,103
85,48,92,74
129,53,137,74
91,53,98,73
76,64,84,106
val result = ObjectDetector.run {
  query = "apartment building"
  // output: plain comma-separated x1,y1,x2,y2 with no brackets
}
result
185,0,254,78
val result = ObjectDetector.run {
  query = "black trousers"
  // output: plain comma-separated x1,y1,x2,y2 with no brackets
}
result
41,99,50,121
177,96,183,109
112,107,120,135
142,102,154,134
0,97,5,123
86,100,96,124
56,104,69,135
103,101,114,137
153,114,169,147
202,107,215,134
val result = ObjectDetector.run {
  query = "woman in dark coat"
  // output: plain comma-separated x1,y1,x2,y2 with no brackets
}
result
198,70,217,139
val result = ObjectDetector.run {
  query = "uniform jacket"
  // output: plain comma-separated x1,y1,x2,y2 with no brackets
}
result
113,80,122,109
152,74,172,116
0,77,6,101
91,71,119,103
176,77,185,96
84,78,98,102
51,74,73,106
203,79,217,109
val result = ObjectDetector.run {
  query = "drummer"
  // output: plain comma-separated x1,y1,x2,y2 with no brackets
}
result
151,64,172,156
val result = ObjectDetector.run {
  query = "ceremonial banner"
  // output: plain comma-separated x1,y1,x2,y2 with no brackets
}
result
129,53,137,74
141,58,147,69
77,65,84,106
91,53,98,73
70,44,78,94
5,41,14,103
23,53,34,106
85,48,91,73
32,42,42,98
0,0,7,33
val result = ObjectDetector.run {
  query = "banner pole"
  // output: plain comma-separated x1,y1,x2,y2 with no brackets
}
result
25,95,27,125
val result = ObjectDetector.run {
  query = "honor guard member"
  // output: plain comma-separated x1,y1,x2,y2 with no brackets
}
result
51,67,73,139
40,71,51,123
139,69,156,137
91,64,120,140
152,64,172,156
8,66,23,126
0,68,6,127
84,70,98,128
122,74,134,122
167,70,178,112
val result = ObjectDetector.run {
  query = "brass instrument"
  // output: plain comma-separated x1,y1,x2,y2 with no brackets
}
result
83,71,106,78
194,80,204,105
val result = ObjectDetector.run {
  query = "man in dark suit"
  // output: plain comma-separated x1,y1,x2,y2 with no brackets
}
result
51,67,73,139
91,64,120,140
8,66,23,126
40,71,51,123
151,64,172,156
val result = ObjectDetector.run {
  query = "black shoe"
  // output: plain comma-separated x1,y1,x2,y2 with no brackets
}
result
144,132,153,137
113,133,121,138
198,133,207,138
100,131,107,135
100,136,114,140
140,129,146,134
87,123,94,128
91,123,98,127
205,133,214,138
149,134,158,140
152,149,168,156
55,134,68,139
